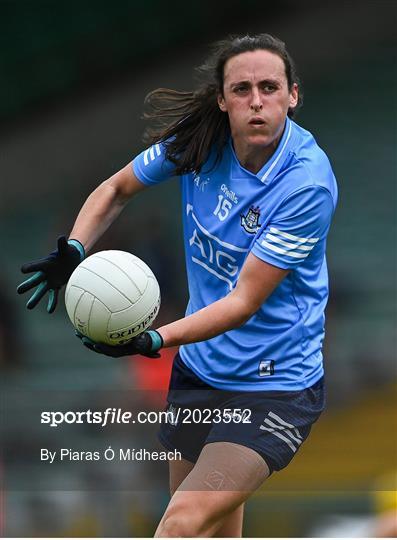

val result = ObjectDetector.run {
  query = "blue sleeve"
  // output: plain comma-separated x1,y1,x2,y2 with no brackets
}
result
252,186,334,269
132,142,176,185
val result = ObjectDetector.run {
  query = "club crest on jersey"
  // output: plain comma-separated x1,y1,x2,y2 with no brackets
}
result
241,206,261,234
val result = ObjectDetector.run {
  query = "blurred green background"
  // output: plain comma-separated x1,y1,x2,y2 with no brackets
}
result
0,0,396,537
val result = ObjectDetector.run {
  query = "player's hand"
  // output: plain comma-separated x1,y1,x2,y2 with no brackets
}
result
17,236,85,313
75,330,164,358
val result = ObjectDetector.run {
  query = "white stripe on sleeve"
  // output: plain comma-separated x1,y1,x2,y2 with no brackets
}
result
265,233,315,252
261,241,309,259
270,227,319,244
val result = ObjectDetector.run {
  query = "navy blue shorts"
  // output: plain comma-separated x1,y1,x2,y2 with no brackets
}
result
158,353,325,473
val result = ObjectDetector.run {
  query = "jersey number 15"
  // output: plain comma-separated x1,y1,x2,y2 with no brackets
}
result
213,195,233,221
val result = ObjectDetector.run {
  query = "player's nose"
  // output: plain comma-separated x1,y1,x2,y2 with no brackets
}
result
250,87,263,111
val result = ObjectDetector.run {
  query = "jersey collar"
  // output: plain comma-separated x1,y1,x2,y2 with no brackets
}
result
229,116,295,184
257,116,294,184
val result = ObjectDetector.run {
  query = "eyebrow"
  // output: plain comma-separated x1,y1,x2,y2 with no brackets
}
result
228,78,281,88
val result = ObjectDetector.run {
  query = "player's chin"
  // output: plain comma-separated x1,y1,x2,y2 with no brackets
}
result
245,133,273,147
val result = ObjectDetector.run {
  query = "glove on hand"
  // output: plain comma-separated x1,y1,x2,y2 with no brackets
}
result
76,330,164,358
17,235,85,313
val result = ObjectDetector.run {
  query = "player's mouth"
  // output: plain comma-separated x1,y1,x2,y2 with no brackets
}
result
249,117,266,126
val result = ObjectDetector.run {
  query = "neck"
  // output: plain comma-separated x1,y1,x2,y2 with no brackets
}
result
232,122,286,174
234,142,279,174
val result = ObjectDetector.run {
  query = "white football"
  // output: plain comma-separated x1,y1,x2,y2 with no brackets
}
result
65,251,160,345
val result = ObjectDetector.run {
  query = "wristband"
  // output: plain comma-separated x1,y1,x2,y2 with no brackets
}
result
68,239,86,261
147,330,164,351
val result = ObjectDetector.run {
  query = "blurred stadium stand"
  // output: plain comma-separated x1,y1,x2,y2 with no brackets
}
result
0,0,295,125
0,0,396,536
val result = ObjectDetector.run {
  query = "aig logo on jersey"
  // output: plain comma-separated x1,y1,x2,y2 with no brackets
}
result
186,203,248,291
241,206,261,234
259,360,275,377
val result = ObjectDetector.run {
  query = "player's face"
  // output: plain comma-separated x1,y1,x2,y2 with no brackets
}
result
218,50,298,155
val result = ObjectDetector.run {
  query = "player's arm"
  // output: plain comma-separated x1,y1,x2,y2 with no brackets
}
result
158,254,289,346
69,163,146,251
17,163,146,313
80,254,288,357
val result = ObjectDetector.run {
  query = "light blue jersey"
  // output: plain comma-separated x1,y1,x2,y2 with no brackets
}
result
133,117,338,391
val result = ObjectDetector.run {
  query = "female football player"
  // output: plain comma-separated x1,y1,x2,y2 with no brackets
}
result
18,34,337,537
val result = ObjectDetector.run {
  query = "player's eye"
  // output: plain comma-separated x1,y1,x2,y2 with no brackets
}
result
233,85,249,94
262,84,277,93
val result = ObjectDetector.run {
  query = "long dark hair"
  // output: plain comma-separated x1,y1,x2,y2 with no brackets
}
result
143,34,302,175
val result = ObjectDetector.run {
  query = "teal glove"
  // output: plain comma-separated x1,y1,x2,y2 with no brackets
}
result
17,235,85,313
76,330,164,358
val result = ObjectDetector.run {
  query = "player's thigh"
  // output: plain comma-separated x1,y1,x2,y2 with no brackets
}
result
168,453,245,537
178,440,269,500
159,442,269,536
169,456,195,496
